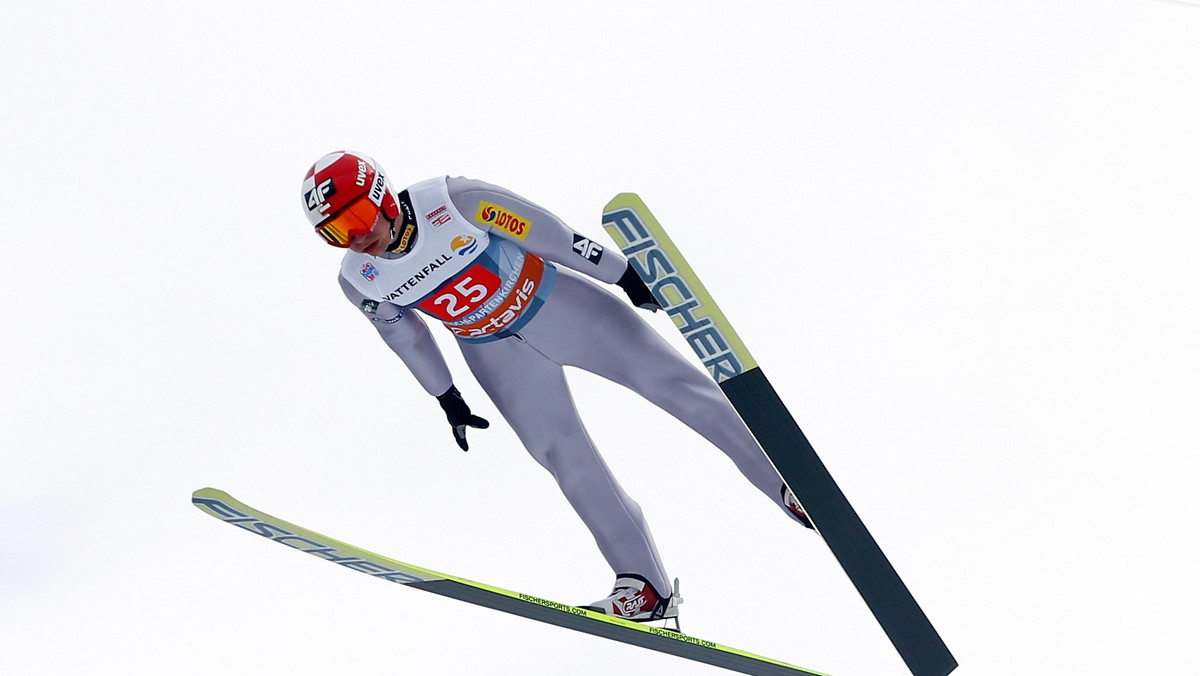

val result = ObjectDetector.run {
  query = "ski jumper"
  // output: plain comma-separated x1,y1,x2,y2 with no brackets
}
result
339,177,789,596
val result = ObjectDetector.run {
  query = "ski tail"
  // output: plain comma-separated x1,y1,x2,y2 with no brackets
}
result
601,194,957,676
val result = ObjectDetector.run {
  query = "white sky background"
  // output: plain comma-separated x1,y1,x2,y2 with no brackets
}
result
2,1,1197,674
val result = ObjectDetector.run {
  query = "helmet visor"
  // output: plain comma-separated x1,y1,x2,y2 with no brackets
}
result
315,197,380,247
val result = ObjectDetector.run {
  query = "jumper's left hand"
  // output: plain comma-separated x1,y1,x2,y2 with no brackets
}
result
616,260,662,312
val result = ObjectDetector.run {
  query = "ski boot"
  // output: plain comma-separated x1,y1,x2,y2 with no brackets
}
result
782,485,815,530
581,574,682,629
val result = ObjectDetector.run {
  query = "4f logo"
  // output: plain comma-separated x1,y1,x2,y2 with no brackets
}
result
571,234,603,265
305,178,336,213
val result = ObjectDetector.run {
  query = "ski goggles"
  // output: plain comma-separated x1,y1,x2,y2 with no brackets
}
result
315,197,380,247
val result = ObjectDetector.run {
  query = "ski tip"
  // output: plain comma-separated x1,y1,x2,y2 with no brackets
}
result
603,192,645,212
191,487,227,502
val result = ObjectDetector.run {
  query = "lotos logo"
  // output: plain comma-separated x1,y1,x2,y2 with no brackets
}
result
475,201,530,240
451,234,478,256
394,222,415,252
304,178,336,213
360,262,378,281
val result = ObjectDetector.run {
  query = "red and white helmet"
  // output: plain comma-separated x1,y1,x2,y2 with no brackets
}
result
301,151,401,247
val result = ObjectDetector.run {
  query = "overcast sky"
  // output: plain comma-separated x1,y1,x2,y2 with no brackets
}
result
2,1,1198,675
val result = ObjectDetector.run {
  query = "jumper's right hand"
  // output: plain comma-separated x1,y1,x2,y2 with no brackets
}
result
436,385,490,451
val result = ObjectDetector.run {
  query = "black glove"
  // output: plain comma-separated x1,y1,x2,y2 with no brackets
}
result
616,260,661,312
436,385,490,451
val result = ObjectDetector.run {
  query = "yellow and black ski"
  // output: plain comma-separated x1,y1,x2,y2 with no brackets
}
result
601,194,956,676
193,488,826,676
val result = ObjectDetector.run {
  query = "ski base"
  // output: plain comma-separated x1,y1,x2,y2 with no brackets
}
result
193,488,827,676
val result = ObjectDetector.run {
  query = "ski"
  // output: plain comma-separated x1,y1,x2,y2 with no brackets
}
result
192,487,827,676
601,195,957,676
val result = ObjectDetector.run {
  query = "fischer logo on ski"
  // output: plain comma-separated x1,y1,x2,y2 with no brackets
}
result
602,205,754,383
193,493,428,584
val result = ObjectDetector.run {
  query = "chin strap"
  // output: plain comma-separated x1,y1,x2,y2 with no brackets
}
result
385,189,420,254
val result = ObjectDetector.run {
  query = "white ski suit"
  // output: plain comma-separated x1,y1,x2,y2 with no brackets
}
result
338,176,790,596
